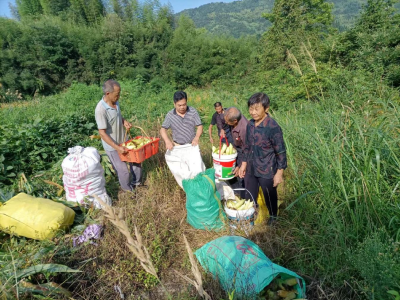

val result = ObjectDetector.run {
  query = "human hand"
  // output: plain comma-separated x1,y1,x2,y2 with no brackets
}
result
233,166,240,177
165,140,174,151
192,137,200,146
117,145,128,154
220,129,225,138
209,137,214,144
273,171,284,187
238,163,247,178
123,120,132,130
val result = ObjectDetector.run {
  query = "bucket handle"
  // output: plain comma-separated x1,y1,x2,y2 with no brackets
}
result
219,135,229,159
231,188,256,204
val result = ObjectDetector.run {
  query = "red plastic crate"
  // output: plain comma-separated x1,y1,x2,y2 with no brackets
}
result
151,138,160,155
118,136,160,163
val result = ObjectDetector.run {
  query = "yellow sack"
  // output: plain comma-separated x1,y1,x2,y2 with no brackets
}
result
255,187,284,225
0,193,75,240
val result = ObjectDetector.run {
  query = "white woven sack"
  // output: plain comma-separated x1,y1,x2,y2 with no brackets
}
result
62,146,111,208
165,144,205,189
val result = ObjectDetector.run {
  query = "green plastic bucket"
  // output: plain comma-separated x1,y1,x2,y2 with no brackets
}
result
212,152,237,180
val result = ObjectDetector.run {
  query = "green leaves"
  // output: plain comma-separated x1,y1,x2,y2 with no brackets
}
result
14,264,81,280
1,239,80,299
19,281,72,298
388,290,400,300
0,115,94,187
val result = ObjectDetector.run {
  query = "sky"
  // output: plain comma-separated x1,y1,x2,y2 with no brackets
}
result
0,0,237,18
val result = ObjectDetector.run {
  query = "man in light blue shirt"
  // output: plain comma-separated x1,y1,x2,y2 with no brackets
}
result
95,80,142,191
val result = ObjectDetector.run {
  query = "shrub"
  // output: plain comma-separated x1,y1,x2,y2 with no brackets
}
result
350,230,400,299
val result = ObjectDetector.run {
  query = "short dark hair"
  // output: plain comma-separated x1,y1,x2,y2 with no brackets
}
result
102,79,120,95
225,107,242,123
214,102,222,108
248,92,270,109
174,91,187,103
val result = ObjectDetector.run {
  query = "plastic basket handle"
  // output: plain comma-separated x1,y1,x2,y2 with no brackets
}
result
232,188,256,203
219,135,229,159
123,128,133,143
132,125,151,139
124,125,151,142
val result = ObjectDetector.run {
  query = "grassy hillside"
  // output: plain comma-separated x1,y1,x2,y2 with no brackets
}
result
177,0,399,37
1,68,400,298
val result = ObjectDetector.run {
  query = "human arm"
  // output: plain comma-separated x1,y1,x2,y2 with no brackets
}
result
160,127,174,151
238,123,251,178
98,129,127,154
192,109,203,146
271,123,287,187
235,120,247,172
192,125,203,146
238,162,247,178
216,113,225,138
273,169,284,187
233,166,240,177
122,117,132,130
208,124,214,144
95,105,128,154
161,113,174,150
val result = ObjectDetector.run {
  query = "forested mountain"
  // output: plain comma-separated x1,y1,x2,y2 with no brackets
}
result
177,0,273,37
177,0,399,37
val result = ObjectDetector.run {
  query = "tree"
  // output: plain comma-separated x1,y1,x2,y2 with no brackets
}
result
356,0,399,31
39,0,70,15
0,18,80,95
121,0,139,23
69,0,105,24
111,0,124,18
261,0,334,68
334,0,400,86
15,0,43,18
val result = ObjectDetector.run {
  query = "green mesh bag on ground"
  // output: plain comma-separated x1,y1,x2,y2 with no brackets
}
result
195,236,306,299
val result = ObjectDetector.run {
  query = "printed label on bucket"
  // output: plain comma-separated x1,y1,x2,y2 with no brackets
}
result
213,159,236,179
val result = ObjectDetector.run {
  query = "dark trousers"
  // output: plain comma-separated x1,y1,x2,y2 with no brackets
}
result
245,172,278,217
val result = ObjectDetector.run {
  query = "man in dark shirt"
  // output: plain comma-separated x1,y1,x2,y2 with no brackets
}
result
208,102,233,145
224,107,248,177
223,107,248,193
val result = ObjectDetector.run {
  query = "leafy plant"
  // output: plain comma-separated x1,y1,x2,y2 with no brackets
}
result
388,290,400,300
0,240,81,299
350,230,400,299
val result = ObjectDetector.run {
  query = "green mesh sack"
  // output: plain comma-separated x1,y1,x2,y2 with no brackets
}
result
182,168,226,230
195,236,306,299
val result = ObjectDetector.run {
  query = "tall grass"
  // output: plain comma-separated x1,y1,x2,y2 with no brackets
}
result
278,88,400,298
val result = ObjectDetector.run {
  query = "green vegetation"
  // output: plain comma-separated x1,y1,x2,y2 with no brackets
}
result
1,0,400,299
0,1,252,97
177,0,274,38
178,0,400,37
